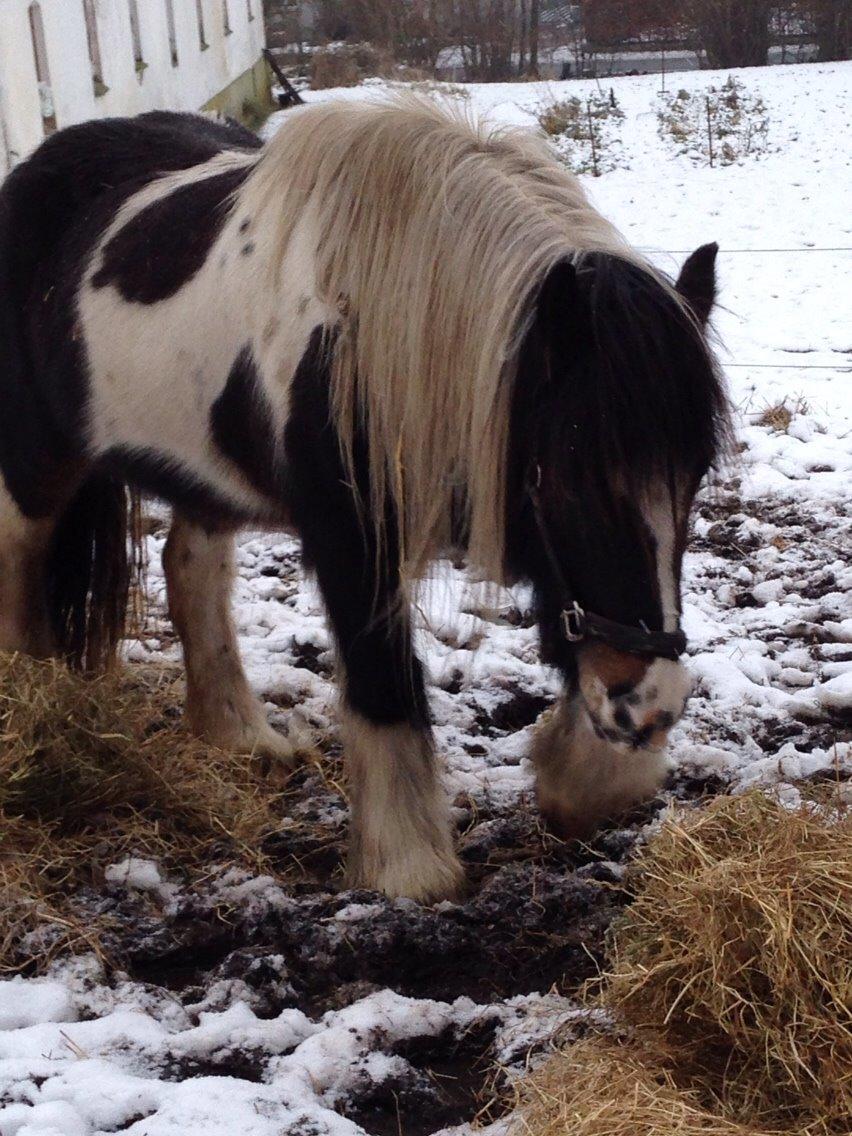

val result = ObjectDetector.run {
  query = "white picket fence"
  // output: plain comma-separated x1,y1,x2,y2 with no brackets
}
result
0,0,267,176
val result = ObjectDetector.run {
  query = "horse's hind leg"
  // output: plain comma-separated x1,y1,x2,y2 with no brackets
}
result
0,478,55,657
162,513,295,764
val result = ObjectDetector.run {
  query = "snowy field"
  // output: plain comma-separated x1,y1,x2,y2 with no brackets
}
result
1,62,850,1136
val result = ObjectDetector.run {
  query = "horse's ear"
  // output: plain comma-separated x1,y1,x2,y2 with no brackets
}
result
675,242,718,326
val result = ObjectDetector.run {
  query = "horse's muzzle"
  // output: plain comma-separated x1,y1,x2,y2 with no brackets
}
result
576,644,694,752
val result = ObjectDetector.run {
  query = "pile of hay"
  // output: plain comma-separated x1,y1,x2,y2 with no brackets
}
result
0,653,316,970
515,1036,777,1136
514,792,851,1135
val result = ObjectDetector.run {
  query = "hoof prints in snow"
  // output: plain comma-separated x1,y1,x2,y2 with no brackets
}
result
102,856,625,1011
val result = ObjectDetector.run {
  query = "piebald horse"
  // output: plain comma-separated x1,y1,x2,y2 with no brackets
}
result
0,100,729,901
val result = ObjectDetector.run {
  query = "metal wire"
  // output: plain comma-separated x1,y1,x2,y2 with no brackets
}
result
724,362,850,370
642,247,852,255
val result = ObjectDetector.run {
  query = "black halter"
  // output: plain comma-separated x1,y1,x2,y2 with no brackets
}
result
527,474,687,662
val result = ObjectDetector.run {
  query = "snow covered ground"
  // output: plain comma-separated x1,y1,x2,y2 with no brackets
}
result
1,62,850,1136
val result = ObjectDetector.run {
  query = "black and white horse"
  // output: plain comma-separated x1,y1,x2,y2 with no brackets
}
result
0,100,729,901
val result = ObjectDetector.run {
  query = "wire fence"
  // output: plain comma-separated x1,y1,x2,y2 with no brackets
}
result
725,362,850,371
641,247,852,255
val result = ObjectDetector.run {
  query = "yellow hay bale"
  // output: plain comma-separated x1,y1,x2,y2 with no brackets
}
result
600,792,852,1134
0,653,316,971
514,1036,778,1136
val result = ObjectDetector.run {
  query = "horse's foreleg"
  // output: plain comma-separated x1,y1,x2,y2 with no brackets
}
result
342,708,465,902
162,513,295,764
532,696,669,838
301,525,464,903
285,333,463,901
0,478,55,657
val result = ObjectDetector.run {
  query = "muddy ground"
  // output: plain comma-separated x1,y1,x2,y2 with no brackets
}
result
6,479,850,1136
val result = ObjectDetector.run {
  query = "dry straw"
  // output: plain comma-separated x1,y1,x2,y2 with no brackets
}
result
514,1035,779,1136
515,791,851,1136
0,653,312,971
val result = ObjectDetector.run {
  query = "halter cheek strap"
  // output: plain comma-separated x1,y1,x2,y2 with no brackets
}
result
527,475,687,662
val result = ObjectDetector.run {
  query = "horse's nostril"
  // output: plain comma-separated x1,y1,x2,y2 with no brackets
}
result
613,704,633,732
632,724,654,748
657,710,675,729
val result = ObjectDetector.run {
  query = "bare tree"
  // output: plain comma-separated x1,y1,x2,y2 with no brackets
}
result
583,0,772,68
316,0,352,40
682,0,773,68
529,0,540,76
331,0,450,68
581,1,685,50
448,1,522,79
797,0,850,60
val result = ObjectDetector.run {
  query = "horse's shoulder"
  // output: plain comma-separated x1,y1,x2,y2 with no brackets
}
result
0,111,263,317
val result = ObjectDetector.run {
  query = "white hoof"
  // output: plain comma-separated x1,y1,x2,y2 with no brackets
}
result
242,719,300,767
197,708,300,769
342,713,466,903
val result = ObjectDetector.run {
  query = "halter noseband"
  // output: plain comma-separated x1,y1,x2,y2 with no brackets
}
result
527,472,687,662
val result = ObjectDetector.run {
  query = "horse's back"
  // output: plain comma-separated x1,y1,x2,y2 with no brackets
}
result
0,111,260,304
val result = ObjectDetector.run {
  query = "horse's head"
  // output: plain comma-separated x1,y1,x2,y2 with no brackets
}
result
506,243,729,756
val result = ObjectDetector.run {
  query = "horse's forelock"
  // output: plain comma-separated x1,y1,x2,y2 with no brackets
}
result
536,251,732,510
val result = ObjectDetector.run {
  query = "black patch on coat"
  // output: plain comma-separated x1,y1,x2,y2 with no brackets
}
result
91,165,253,304
283,328,430,729
211,347,282,500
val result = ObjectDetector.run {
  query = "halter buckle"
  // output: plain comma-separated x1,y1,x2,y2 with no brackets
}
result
561,602,587,643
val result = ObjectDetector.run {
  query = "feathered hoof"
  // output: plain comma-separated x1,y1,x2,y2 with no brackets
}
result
201,716,301,771
244,720,301,768
347,843,467,905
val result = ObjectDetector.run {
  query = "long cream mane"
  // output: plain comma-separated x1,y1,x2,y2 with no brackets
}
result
240,96,637,583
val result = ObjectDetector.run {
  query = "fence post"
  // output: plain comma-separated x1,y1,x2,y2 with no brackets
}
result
587,97,599,177
706,96,714,168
